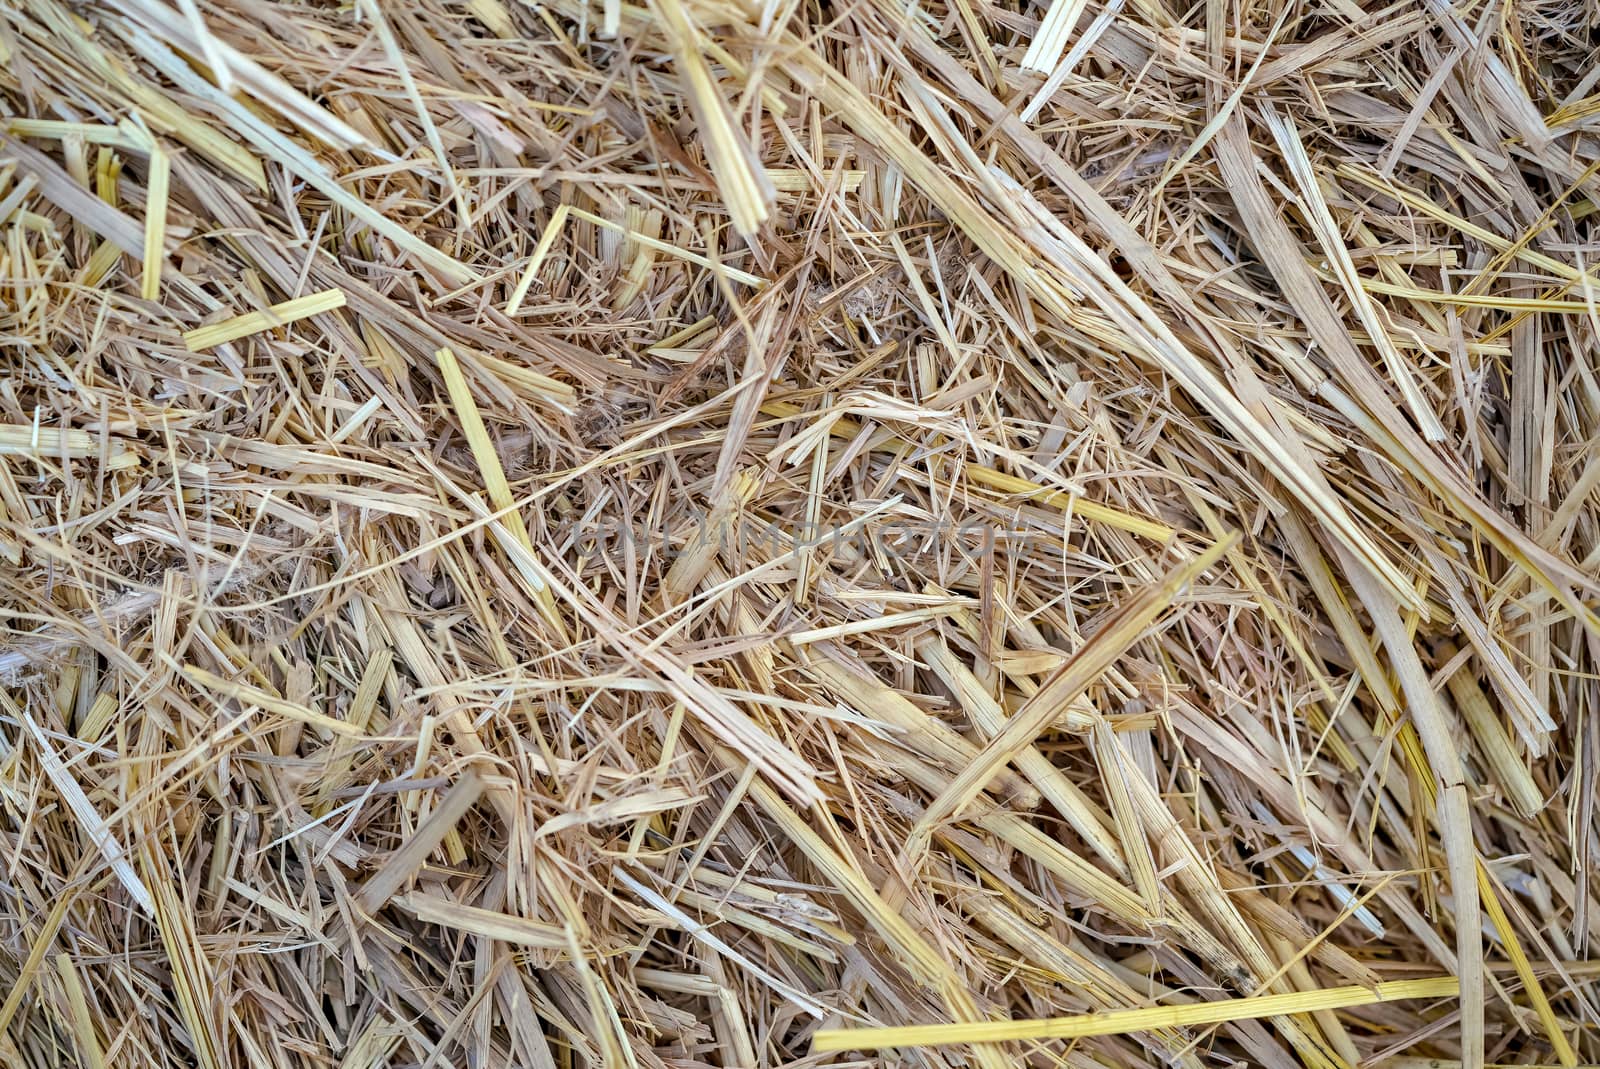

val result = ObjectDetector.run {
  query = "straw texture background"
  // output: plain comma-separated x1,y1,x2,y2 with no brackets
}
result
1,0,1599,1066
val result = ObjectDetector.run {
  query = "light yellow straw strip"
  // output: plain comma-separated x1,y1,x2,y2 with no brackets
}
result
180,664,364,738
6,119,138,147
759,401,1172,540
139,146,169,301
649,0,772,236
567,207,765,287
1351,275,1600,312
786,605,966,645
183,289,347,351
505,203,569,314
811,977,1458,1051
767,168,866,192
434,347,566,635
963,465,1172,541
0,425,135,465
1020,0,1090,72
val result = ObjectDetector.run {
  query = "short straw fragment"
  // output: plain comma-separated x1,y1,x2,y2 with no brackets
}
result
139,145,168,300
183,289,347,350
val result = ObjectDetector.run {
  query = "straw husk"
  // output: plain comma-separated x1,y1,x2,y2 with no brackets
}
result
2,0,1599,1066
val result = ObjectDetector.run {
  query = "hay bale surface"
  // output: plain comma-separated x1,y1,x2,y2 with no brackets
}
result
1,0,1597,1065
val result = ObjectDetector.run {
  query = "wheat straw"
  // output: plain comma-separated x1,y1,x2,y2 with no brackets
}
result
3,1,1597,1067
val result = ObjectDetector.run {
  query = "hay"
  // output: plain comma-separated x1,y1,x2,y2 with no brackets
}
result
0,0,1597,1065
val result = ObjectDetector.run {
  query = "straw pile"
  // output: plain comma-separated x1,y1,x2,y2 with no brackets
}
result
2,0,1599,1064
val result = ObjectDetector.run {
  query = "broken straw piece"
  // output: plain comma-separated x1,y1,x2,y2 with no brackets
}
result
183,289,347,351
14,703,155,915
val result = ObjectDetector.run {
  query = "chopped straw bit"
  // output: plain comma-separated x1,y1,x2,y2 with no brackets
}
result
138,143,169,301
182,288,348,350
2,0,1600,1067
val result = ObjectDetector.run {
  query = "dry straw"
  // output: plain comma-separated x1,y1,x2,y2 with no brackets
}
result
1,0,1598,1066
